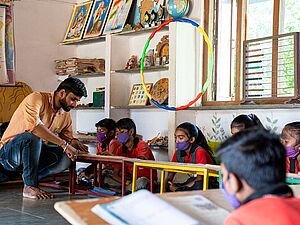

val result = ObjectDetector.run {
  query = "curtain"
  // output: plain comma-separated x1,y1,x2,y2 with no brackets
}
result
0,0,15,85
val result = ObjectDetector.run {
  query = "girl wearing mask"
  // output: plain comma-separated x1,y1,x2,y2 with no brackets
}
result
103,118,157,193
166,122,215,192
281,122,300,174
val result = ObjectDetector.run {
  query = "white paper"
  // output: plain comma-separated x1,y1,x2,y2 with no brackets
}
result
92,190,200,225
166,195,229,225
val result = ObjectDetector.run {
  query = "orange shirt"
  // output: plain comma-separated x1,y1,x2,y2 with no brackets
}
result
225,196,300,225
0,92,73,149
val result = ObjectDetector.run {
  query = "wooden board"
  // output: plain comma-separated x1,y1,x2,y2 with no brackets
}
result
150,78,168,105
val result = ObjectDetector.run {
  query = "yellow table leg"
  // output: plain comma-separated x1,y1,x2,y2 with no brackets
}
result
203,169,209,191
160,170,165,194
131,163,137,193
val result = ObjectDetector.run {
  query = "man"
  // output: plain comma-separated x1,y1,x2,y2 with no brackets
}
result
0,77,88,199
217,129,300,225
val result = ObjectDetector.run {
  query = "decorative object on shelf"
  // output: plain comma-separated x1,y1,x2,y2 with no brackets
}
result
103,0,133,34
93,87,105,107
133,22,144,30
155,35,169,66
150,78,168,105
144,49,155,67
0,7,7,84
83,0,113,39
140,18,213,111
123,23,133,32
139,0,166,28
147,133,168,148
166,0,189,18
55,58,105,76
63,1,93,42
0,0,12,6
128,83,153,106
125,55,138,69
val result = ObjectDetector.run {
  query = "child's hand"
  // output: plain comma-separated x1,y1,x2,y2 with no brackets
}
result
168,181,178,192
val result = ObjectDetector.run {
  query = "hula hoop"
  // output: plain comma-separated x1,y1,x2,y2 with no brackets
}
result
140,18,213,111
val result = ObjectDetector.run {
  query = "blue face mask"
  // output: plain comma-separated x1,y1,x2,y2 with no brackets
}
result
117,132,130,144
222,183,241,209
176,141,190,151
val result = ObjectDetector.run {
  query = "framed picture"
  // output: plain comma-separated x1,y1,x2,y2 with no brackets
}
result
83,0,113,39
103,0,133,34
63,1,93,42
128,83,152,106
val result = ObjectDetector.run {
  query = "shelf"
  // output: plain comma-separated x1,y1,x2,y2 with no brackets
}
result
114,65,169,74
112,25,169,37
74,106,104,110
59,36,106,45
69,72,105,78
111,105,166,110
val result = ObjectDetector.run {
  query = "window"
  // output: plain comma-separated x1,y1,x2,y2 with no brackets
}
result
202,0,300,105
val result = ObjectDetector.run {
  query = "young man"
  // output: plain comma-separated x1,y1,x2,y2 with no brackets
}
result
217,129,300,225
0,77,88,199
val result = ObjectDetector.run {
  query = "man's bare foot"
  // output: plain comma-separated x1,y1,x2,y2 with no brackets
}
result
23,186,54,199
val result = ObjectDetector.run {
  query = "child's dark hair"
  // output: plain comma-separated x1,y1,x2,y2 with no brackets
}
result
56,77,87,97
231,114,263,131
116,118,139,151
217,129,286,189
282,122,300,143
95,118,116,133
176,122,215,162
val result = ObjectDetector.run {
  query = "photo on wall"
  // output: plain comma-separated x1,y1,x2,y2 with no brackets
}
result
103,0,133,34
63,1,93,42
83,0,113,39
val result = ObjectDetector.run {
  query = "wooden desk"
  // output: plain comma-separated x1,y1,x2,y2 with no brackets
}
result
54,188,231,225
70,154,129,196
54,185,300,225
126,159,221,193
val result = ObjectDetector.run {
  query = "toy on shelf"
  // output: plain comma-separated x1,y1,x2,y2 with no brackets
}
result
125,55,138,69
139,0,166,28
150,78,168,105
167,0,190,18
155,35,169,66
147,133,168,148
144,49,155,67
128,83,152,106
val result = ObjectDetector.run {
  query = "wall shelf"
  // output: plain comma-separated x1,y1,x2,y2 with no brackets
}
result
114,65,169,74
112,25,169,37
59,36,106,45
111,105,164,110
74,106,104,110
65,72,105,79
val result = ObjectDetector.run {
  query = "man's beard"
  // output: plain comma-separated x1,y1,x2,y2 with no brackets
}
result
60,99,73,112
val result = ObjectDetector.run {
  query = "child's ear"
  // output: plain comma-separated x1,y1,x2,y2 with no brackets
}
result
129,128,135,136
228,173,242,194
189,137,196,143
108,130,114,138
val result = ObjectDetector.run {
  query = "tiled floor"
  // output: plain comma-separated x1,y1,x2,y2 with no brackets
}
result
0,183,88,225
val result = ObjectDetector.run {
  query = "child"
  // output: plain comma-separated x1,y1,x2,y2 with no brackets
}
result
103,118,157,193
280,122,300,174
77,118,121,181
166,122,215,192
217,129,300,224
231,113,263,135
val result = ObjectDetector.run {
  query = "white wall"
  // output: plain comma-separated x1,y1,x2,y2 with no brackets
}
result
14,0,76,92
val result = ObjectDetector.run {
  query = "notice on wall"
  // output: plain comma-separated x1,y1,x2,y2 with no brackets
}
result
0,7,8,84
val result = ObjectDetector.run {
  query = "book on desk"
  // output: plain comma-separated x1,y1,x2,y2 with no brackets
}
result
91,189,229,225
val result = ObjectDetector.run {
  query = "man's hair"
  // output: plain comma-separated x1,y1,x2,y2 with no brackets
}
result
57,77,87,97
95,118,116,132
217,129,286,189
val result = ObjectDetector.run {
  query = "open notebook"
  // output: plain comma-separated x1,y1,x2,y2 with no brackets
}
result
91,190,229,225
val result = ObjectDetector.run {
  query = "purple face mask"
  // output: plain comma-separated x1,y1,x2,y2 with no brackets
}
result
286,146,300,159
176,141,190,151
97,131,107,143
117,132,130,144
222,183,241,209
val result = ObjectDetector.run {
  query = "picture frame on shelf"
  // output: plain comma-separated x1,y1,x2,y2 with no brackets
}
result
63,1,93,42
138,0,166,28
83,0,113,39
128,83,152,106
150,78,168,105
103,0,133,34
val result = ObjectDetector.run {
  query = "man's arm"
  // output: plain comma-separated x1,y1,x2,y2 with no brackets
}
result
32,124,77,161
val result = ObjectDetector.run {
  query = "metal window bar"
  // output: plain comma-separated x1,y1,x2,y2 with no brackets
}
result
243,32,300,102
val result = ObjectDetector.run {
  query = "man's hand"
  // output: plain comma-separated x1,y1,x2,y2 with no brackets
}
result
65,145,78,161
70,139,89,153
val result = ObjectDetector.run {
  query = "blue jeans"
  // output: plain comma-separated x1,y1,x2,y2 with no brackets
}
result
0,132,71,187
